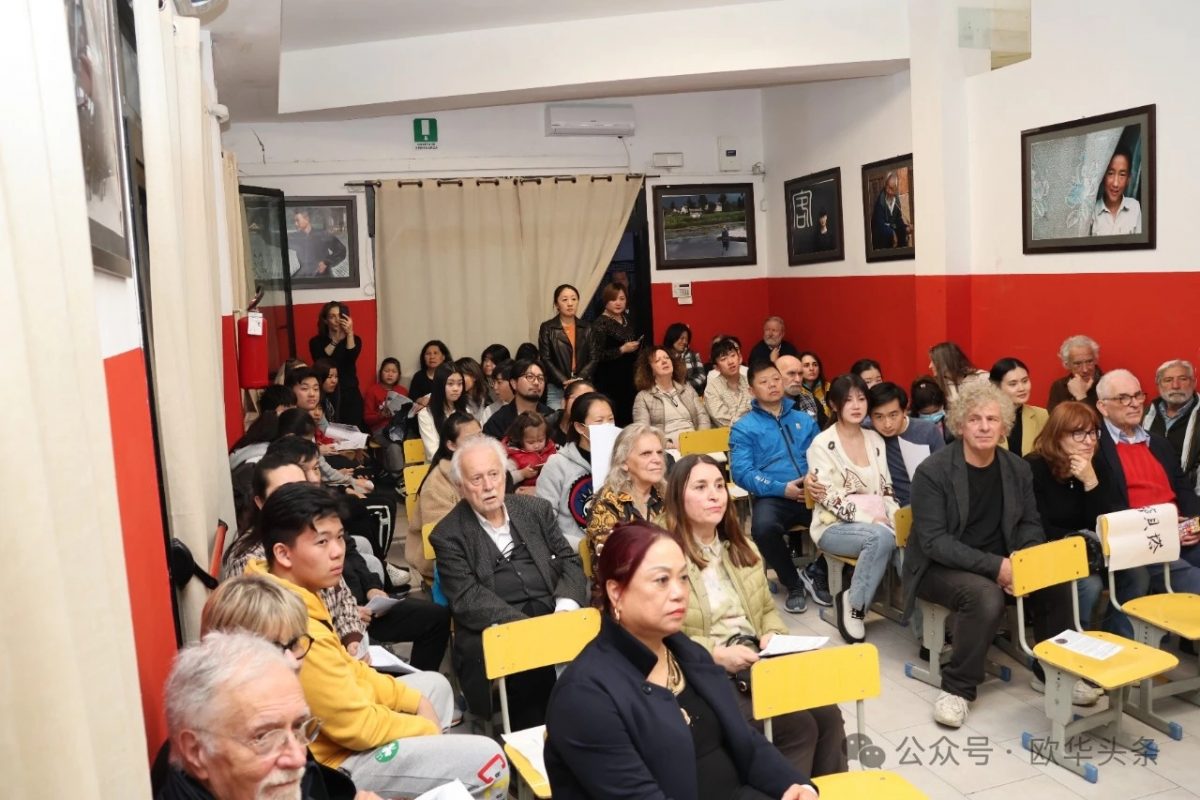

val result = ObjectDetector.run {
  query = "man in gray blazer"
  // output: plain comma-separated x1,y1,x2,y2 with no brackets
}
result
905,381,1097,730
430,434,587,728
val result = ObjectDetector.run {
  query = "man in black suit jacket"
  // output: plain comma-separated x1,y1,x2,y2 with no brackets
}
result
1092,369,1200,594
430,434,587,727
906,381,1094,730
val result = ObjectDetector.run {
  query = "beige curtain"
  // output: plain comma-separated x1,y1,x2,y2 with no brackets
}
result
135,1,236,640
376,175,642,364
223,151,251,316
0,0,151,794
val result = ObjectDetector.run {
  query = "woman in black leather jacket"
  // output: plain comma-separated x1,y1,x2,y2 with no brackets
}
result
538,283,594,410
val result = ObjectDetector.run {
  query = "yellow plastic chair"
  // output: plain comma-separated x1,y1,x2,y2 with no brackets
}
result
1012,537,1178,783
751,644,924,799
402,438,426,465
1099,505,1200,740
578,538,593,580
482,609,602,799
898,506,1013,689
421,522,437,562
678,426,730,457
402,463,430,526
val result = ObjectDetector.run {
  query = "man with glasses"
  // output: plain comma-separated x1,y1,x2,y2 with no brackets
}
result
1048,334,1103,412
248,482,510,799
483,357,552,439
1143,359,1200,492
431,435,587,729
159,630,381,799
1093,369,1200,593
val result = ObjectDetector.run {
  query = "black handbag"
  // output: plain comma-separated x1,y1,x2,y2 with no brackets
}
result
725,633,760,694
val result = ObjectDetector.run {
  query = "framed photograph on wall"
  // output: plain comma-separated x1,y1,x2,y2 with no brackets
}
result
283,196,360,290
652,183,757,269
861,154,915,263
783,167,844,266
1021,104,1155,254
67,0,133,278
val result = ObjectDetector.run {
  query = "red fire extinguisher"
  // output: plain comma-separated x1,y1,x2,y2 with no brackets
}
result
237,288,269,389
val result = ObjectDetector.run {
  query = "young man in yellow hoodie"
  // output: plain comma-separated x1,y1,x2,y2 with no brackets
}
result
249,482,509,798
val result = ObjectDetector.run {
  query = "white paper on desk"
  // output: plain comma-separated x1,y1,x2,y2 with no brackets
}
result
1049,629,1122,661
368,645,418,674
589,424,622,488
502,725,548,780
898,437,932,481
759,635,829,657
414,779,472,800
325,423,369,450
366,594,402,616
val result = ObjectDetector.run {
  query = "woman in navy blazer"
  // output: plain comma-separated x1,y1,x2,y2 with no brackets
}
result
544,521,815,800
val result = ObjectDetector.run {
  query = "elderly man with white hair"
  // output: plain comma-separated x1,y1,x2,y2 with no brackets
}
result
158,630,380,800
1143,359,1200,491
905,380,1100,730
749,315,799,366
1092,368,1200,594
430,434,588,729
1047,334,1103,412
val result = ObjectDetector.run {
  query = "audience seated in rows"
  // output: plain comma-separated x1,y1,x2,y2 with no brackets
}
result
482,357,552,440
455,357,489,421
502,411,557,492
663,322,707,396
545,522,819,800
1047,334,1102,412
417,363,468,461
632,345,711,448
927,341,988,406
410,412,481,582
545,379,594,446
776,354,828,429
863,381,945,506
796,352,830,421
430,436,588,730
749,315,799,366
479,343,511,405
989,357,1048,456
409,340,451,406
705,336,753,428
1143,358,1200,490
585,423,668,563
538,283,595,411
536,392,614,549
910,376,952,443
850,358,884,389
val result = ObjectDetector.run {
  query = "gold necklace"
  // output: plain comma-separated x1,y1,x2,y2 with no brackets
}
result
665,651,692,725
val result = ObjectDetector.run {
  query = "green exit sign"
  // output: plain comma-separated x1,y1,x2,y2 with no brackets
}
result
413,118,438,150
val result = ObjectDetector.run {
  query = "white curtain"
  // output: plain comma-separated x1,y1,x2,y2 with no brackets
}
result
1029,128,1121,239
0,0,151,794
376,174,642,364
135,1,236,640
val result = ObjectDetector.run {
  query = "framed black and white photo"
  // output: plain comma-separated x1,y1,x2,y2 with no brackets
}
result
652,183,757,269
283,197,360,290
861,154,914,263
783,167,844,266
1021,104,1155,254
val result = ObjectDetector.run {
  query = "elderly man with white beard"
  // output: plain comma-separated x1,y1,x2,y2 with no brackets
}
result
1143,359,1200,492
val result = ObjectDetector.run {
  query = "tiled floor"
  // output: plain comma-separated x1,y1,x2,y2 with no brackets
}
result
387,516,1200,799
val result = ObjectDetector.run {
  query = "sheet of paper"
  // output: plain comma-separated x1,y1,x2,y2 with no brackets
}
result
759,634,829,657
366,594,402,616
502,725,548,780
1048,629,1122,661
897,437,932,481
589,424,622,488
368,645,417,674
413,779,473,800
325,423,369,450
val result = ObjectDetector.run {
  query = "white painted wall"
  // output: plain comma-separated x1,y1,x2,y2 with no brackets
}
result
223,87,768,302
760,72,913,278
966,0,1197,275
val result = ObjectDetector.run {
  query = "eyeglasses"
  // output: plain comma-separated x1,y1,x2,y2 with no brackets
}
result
1069,429,1100,443
278,633,314,660
201,716,322,757
1101,391,1146,407
520,373,546,383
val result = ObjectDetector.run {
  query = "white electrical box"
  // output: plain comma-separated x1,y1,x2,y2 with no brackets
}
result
671,282,693,305
718,136,742,172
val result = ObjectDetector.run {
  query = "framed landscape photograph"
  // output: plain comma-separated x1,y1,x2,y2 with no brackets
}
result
861,154,914,263
284,196,360,289
1021,104,1155,254
784,167,844,266
652,183,757,269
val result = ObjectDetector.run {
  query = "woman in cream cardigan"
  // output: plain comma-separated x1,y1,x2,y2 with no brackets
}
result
990,357,1049,456
668,454,847,778
806,373,898,645
631,346,711,448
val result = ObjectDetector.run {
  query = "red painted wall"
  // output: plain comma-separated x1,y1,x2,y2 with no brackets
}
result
651,279,771,360
104,347,176,760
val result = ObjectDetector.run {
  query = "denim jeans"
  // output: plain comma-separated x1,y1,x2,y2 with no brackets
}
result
817,522,896,611
546,382,565,410
750,496,811,591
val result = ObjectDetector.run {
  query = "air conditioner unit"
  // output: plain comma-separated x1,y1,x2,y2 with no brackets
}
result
545,104,636,137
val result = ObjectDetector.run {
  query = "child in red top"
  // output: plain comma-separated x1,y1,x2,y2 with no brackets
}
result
363,357,409,433
504,412,558,490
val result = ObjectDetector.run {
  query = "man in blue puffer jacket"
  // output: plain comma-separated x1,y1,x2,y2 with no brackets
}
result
731,361,820,614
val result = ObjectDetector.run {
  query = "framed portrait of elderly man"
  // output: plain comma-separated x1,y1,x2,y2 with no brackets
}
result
784,168,844,266
1021,105,1155,254
861,155,915,263
283,196,360,289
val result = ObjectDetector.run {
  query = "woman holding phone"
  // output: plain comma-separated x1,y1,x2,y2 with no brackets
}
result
590,281,641,425
308,301,364,429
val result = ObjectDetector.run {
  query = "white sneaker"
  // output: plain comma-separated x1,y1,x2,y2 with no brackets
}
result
836,589,866,643
1031,676,1104,707
933,691,969,728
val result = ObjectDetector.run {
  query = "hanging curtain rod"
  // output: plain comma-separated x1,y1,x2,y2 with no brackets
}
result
344,173,656,189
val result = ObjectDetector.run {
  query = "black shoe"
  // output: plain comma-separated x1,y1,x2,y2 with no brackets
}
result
785,587,808,614
1182,638,1198,656
799,562,833,607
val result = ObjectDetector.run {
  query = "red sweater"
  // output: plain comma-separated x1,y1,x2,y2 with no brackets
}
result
505,440,559,488
363,381,408,432
1116,441,1177,508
